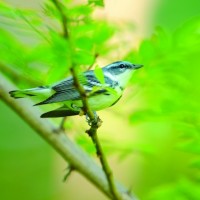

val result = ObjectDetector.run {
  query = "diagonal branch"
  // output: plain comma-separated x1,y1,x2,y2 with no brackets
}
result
0,73,137,200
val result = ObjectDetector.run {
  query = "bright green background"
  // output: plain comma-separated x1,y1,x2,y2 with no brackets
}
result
1,0,200,200
0,101,54,200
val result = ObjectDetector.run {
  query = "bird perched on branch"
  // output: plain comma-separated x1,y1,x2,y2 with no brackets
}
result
9,61,143,118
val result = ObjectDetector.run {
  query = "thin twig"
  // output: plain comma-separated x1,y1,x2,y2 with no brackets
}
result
86,127,122,200
87,53,99,71
63,165,75,182
71,62,122,200
60,116,67,131
70,67,96,120
51,0,69,38
50,0,123,199
69,67,122,199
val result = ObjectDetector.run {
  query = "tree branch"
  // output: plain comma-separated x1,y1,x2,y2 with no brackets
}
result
50,0,124,199
71,66,122,199
0,73,137,200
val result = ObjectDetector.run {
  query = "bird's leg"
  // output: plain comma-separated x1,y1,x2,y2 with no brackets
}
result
86,111,102,127
86,111,97,126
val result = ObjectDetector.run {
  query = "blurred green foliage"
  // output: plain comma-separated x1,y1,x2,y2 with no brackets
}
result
125,19,200,199
0,101,54,200
124,1,200,199
154,0,200,31
0,0,114,85
1,0,200,200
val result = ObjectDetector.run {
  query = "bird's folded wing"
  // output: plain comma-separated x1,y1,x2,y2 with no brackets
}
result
35,72,108,106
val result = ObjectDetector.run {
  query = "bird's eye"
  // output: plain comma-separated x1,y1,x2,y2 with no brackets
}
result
119,64,125,69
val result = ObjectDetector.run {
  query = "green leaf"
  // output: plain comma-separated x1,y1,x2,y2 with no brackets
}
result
138,39,157,62
105,87,119,97
68,4,93,19
94,65,105,84
74,36,93,52
174,16,200,48
73,49,94,65
93,23,114,44
88,0,104,7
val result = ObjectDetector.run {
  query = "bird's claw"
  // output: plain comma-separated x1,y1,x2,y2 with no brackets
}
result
86,112,102,127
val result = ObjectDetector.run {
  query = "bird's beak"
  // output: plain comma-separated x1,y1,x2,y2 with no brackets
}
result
132,64,144,69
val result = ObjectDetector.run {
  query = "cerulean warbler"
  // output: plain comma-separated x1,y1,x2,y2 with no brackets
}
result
9,61,143,118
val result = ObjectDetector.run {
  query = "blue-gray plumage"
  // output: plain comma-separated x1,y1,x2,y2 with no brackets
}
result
9,61,143,118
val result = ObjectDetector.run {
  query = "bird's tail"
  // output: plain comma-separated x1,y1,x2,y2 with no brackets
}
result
9,86,51,99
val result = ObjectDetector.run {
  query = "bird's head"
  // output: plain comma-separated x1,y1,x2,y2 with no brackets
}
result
103,61,143,89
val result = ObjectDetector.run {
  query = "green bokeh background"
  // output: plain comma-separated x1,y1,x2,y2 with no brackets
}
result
1,0,200,200
0,101,54,200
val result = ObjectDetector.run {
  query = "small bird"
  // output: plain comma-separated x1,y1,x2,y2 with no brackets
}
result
9,61,143,118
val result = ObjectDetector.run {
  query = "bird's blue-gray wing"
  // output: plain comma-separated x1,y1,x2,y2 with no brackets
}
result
35,72,108,106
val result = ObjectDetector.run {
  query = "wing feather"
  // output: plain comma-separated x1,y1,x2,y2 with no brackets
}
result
35,71,110,106
41,105,80,118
